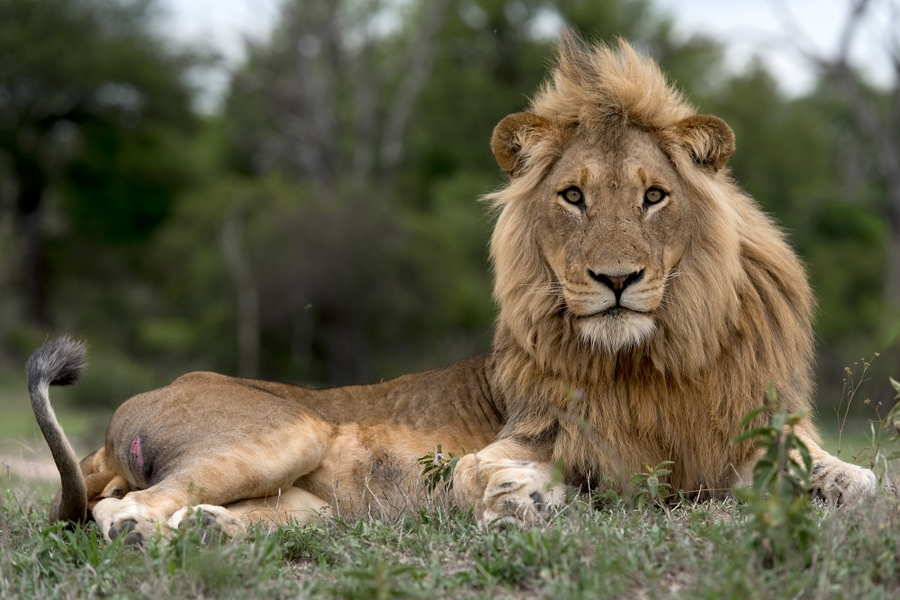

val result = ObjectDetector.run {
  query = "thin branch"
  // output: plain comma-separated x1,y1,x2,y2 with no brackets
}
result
767,0,822,59
779,0,900,187
776,0,900,302
349,28,381,184
836,0,872,63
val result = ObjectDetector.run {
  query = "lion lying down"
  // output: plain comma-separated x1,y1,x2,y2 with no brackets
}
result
28,34,876,544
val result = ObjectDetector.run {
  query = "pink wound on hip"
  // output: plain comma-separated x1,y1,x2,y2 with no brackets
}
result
130,435,144,469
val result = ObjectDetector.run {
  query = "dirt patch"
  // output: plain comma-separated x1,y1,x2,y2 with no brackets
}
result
1,454,60,482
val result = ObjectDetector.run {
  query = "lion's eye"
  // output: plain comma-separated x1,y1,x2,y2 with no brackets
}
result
644,187,667,206
560,186,583,205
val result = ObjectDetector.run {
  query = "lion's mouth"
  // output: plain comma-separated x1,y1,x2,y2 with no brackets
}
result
573,306,657,352
581,307,650,319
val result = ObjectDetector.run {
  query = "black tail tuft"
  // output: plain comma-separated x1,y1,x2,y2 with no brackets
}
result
26,336,88,389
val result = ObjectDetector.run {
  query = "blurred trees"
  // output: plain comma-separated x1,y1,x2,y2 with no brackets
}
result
776,0,900,309
704,0,900,400
0,0,897,412
0,0,197,334
203,0,731,385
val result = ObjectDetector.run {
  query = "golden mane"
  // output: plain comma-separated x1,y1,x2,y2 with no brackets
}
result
534,34,694,134
485,35,816,492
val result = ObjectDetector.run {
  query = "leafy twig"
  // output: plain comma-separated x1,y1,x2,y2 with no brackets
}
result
418,445,464,494
732,383,816,566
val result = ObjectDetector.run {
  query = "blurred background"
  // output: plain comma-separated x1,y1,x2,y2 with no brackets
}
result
0,0,898,457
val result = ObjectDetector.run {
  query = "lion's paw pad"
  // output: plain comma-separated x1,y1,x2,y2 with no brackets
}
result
107,518,136,541
106,518,153,546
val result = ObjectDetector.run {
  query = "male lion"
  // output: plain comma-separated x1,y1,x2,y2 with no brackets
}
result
28,35,875,544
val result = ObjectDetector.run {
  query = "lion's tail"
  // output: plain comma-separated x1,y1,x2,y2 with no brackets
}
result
26,336,89,523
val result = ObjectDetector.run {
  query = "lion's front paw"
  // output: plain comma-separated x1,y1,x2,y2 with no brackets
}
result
810,456,876,506
478,460,565,527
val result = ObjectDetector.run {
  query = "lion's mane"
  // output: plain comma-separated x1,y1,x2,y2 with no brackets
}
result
486,35,816,492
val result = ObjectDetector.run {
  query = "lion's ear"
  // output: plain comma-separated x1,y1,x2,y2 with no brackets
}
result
673,114,735,172
491,112,555,178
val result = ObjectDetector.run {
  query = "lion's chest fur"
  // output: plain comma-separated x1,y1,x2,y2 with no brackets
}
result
551,380,745,494
491,340,762,496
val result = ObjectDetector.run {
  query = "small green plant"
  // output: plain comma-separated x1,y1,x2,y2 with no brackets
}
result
834,354,878,458
888,377,900,437
831,354,900,471
589,476,625,510
418,445,464,494
839,372,900,479
875,377,900,484
334,557,422,599
628,461,674,509
732,383,816,566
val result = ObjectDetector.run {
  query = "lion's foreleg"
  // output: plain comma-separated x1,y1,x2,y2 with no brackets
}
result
451,438,566,526
731,430,877,505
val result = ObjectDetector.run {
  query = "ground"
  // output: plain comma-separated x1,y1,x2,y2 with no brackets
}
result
2,375,900,599
3,469,900,599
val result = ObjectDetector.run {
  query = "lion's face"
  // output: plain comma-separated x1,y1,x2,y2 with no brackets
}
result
489,110,735,358
533,128,691,351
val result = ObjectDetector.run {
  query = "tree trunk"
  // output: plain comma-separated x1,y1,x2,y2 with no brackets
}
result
14,158,49,328
886,186,900,307
221,208,260,379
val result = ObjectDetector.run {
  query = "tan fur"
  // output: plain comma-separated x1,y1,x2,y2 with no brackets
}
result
461,34,873,512
30,35,874,542
484,33,811,491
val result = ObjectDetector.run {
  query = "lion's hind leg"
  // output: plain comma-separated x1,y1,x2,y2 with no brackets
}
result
223,486,332,525
94,436,333,543
92,487,259,544
93,486,196,544
97,486,332,545
168,486,332,540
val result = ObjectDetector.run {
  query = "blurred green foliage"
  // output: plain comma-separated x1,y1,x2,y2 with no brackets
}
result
0,0,897,416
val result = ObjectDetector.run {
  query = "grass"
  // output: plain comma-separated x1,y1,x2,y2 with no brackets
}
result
2,477,900,599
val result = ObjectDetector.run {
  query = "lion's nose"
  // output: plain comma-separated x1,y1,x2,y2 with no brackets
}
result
588,269,644,303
